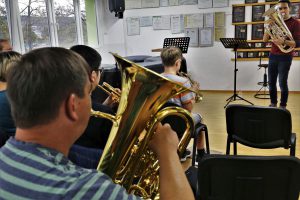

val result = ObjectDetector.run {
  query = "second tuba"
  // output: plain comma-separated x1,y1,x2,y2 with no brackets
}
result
263,5,295,53
92,53,198,199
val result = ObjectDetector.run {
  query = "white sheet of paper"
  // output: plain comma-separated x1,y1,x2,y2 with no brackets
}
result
160,0,169,6
125,0,142,9
171,15,184,34
140,16,152,27
153,15,171,30
213,0,228,8
199,28,213,46
141,0,159,8
127,17,140,36
184,13,203,28
204,13,214,28
185,28,199,47
198,0,212,9
169,0,179,6
179,0,197,5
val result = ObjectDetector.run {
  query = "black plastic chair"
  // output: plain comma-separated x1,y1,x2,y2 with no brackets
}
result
225,104,296,156
198,155,300,200
161,102,210,166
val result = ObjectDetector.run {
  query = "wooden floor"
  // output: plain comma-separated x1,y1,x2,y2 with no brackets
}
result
187,91,300,158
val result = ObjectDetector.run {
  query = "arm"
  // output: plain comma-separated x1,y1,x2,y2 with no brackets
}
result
182,102,193,112
149,123,195,200
263,32,270,43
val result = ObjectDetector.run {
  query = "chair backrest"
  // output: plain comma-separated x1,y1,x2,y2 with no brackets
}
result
226,104,292,149
198,155,300,200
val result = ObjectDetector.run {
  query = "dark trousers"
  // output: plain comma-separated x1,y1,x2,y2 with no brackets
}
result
268,59,292,107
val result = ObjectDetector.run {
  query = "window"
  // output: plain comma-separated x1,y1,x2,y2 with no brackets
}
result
18,0,51,51
54,0,77,48
80,0,98,46
80,0,88,44
0,0,9,39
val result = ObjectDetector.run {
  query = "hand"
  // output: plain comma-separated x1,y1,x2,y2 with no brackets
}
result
103,88,121,106
149,123,179,159
273,38,285,46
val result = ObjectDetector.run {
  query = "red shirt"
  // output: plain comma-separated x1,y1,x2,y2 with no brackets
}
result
270,17,300,55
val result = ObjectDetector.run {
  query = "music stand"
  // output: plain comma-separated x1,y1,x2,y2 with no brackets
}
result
220,38,253,108
163,37,190,54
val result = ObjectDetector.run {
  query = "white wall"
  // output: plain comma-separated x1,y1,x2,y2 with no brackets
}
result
98,0,300,91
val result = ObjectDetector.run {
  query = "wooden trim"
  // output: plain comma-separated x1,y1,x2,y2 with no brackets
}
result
235,47,300,52
232,21,264,25
231,57,300,61
232,0,300,7
201,90,300,93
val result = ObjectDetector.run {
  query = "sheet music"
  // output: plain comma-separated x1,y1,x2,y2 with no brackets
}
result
125,0,142,9
141,0,159,8
213,0,228,8
198,0,212,9
204,13,214,28
153,15,171,30
185,28,199,47
171,15,184,34
199,28,213,46
169,0,179,6
127,17,140,36
160,0,169,6
140,16,152,27
184,13,203,28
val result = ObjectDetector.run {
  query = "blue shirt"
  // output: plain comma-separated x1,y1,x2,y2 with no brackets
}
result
0,138,141,200
0,90,15,135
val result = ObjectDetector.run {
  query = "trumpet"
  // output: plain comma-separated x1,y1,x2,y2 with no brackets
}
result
97,82,121,103
177,71,203,102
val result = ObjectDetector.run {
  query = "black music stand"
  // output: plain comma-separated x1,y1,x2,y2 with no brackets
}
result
163,37,190,54
220,38,253,108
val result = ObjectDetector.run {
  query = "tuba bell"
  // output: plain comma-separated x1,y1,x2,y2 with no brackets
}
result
263,5,295,53
91,53,197,199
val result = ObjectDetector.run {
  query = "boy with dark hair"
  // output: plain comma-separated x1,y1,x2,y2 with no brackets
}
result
0,47,194,200
161,47,206,162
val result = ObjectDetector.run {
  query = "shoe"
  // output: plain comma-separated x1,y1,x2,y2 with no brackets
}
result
279,105,286,109
180,149,192,162
269,103,277,107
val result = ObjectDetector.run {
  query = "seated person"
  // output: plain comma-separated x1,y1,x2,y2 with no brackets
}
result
0,51,21,136
70,45,119,150
160,47,206,162
0,47,194,200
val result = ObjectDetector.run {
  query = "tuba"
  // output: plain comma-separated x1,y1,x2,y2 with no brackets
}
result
263,6,295,53
91,53,197,199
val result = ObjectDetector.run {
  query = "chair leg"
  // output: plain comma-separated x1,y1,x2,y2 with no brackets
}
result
203,125,210,154
226,137,231,155
192,131,197,166
290,133,296,156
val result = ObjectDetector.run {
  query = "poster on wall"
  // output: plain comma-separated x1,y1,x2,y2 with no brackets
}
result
171,15,184,33
169,0,179,6
199,27,213,47
179,0,197,5
232,6,245,23
126,17,140,36
141,0,159,8
184,28,199,47
160,0,169,6
204,13,214,27
125,0,142,9
252,24,264,40
213,0,228,8
140,16,152,27
153,15,171,30
215,28,226,41
252,5,265,22
235,24,247,39
214,12,225,27
198,0,212,9
184,13,204,28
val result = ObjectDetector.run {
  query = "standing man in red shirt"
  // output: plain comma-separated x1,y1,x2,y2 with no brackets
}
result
263,0,300,109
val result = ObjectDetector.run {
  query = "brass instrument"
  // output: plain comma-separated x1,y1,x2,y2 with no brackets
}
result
263,6,295,53
91,53,196,199
97,82,121,103
178,71,203,102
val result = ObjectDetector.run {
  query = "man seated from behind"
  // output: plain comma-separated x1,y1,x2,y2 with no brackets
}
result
0,47,194,200
161,47,206,162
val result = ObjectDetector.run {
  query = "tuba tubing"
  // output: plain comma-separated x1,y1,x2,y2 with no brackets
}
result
93,53,197,199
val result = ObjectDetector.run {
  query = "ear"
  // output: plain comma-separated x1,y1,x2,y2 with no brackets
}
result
90,71,98,84
65,93,79,121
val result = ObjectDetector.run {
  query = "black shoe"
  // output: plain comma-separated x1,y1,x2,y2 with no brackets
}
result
180,149,192,162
